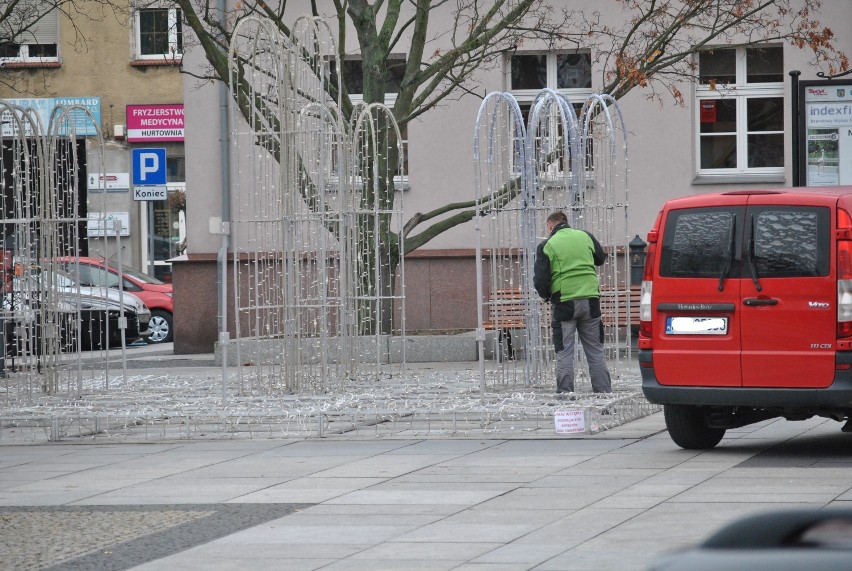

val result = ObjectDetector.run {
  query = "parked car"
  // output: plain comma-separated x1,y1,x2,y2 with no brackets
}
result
639,186,852,449
55,257,174,344
649,509,852,570
2,268,151,353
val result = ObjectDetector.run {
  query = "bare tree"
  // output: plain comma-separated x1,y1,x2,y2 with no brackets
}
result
177,0,847,331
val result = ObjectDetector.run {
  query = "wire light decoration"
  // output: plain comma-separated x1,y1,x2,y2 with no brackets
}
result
474,91,630,393
226,15,406,395
0,100,129,399
472,92,530,393
347,103,406,378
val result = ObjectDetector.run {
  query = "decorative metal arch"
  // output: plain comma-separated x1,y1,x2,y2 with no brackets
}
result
0,101,116,398
225,15,406,395
474,90,631,393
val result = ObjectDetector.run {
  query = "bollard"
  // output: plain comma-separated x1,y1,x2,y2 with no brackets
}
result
629,235,647,286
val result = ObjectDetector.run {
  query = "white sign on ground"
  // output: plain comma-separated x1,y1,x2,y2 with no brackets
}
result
554,409,586,433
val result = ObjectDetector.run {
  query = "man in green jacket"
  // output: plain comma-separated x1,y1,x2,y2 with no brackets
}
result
533,210,612,394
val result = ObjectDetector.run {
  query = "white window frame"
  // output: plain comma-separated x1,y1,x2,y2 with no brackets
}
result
134,5,182,60
0,10,59,63
695,46,785,182
333,55,405,107
506,51,594,185
330,55,409,190
507,51,594,105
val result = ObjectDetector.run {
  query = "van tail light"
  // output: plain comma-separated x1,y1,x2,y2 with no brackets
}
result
837,209,852,338
639,224,658,340
639,280,653,338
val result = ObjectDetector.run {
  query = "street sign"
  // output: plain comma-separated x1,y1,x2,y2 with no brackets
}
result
132,148,167,186
133,187,167,201
87,212,131,236
88,172,130,192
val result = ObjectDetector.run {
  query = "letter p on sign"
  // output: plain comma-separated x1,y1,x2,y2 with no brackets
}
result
132,148,167,186
140,153,159,179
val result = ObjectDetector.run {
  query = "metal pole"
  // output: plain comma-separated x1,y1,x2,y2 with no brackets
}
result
789,70,801,187
475,213,486,401
114,219,127,383
217,0,231,403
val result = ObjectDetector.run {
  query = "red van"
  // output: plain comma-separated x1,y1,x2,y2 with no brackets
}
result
640,187,852,449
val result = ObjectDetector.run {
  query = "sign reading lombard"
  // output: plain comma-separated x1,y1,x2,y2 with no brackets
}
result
1,96,101,136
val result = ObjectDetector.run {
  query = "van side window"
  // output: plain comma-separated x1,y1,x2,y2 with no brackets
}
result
751,206,829,277
660,207,742,278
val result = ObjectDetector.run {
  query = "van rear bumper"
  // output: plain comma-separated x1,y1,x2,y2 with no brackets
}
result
640,350,852,409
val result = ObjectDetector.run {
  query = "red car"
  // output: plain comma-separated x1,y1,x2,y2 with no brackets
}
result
56,257,174,344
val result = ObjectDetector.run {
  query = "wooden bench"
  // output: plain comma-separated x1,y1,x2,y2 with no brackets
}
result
483,288,534,332
482,288,542,360
483,285,641,334
600,284,642,330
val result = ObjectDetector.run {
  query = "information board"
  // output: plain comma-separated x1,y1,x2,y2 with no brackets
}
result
802,81,852,186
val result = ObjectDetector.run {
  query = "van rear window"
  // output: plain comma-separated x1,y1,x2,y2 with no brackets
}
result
751,206,829,277
660,207,741,278
659,205,829,279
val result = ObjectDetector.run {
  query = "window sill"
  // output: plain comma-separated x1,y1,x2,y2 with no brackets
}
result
1,61,61,69
130,59,182,67
693,173,786,185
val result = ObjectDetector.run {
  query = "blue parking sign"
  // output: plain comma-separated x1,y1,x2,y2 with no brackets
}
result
132,148,167,186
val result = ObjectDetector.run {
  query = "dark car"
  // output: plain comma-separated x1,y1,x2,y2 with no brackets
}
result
2,269,151,354
650,509,852,571
55,257,174,344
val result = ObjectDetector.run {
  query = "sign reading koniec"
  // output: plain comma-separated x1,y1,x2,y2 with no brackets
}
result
126,104,185,142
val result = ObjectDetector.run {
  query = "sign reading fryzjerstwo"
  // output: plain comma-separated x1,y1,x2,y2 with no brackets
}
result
126,104,185,143
804,84,852,186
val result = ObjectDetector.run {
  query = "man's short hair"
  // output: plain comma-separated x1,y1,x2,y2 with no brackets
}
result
547,211,568,225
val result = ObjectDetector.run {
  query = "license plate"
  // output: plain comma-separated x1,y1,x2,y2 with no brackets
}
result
666,316,728,335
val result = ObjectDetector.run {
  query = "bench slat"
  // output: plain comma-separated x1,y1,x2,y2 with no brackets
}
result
484,285,641,330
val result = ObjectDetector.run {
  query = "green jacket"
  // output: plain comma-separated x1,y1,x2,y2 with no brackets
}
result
533,223,606,302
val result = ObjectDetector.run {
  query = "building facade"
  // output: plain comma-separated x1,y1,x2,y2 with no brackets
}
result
175,1,852,353
0,0,186,282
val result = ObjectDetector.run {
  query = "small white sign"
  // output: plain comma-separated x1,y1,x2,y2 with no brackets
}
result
133,186,167,201
88,212,130,237
87,172,129,191
554,409,586,434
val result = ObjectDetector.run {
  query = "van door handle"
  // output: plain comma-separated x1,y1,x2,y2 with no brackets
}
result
743,298,779,306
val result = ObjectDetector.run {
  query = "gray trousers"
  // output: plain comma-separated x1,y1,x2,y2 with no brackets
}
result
553,298,612,393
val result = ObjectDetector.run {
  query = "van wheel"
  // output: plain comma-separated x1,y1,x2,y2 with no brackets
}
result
664,405,726,449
